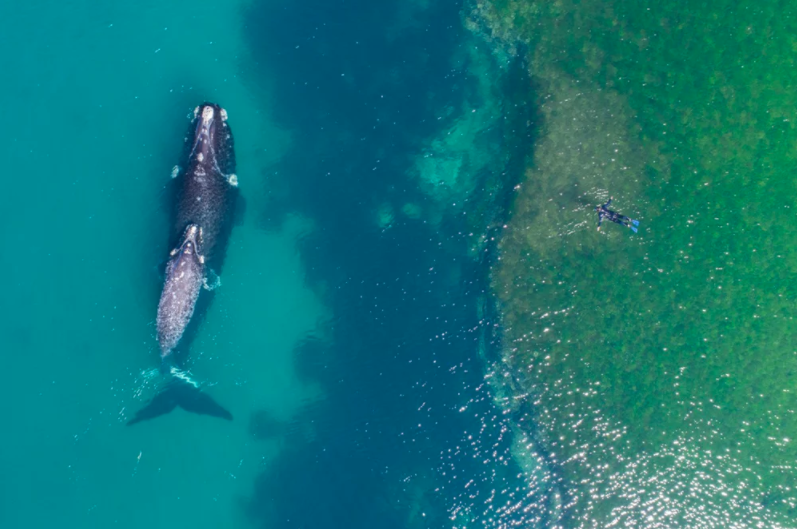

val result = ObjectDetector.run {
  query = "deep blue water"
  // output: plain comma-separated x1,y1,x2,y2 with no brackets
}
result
241,0,547,527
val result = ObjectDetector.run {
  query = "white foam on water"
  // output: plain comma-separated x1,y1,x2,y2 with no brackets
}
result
169,366,198,388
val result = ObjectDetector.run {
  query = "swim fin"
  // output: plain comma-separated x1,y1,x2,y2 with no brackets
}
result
630,226,638,233
632,219,640,226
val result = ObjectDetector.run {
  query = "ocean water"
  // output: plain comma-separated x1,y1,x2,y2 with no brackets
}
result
4,0,794,527
477,0,797,527
0,0,543,528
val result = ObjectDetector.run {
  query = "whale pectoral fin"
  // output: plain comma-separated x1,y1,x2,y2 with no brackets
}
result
233,194,247,227
203,269,222,291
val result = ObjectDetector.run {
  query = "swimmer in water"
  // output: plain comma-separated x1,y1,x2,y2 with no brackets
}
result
595,198,639,233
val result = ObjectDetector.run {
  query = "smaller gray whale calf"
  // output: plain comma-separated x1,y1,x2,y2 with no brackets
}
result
128,225,231,426
157,223,205,366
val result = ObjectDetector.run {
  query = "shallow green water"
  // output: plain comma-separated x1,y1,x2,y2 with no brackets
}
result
478,0,797,526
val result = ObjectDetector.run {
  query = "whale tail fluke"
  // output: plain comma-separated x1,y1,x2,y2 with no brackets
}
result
126,377,233,426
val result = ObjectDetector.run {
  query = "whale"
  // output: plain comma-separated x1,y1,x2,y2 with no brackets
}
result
165,102,239,368
157,223,205,363
128,103,239,426
172,103,238,272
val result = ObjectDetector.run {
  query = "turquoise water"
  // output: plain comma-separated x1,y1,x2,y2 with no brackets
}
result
9,0,793,527
0,1,543,528
1,2,320,527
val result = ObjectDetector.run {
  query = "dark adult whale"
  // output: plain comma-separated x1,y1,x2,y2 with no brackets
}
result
128,102,239,426
172,103,238,271
166,102,239,367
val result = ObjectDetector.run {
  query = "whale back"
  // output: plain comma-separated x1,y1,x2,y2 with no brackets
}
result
172,102,238,271
157,226,205,358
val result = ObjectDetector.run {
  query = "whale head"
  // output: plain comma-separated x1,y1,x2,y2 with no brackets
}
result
186,102,235,177
189,103,224,161
171,224,204,264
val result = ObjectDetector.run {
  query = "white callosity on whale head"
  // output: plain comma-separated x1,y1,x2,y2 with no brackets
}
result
227,174,238,187
201,105,214,123
184,224,200,246
220,108,228,122
197,152,204,162
171,165,180,179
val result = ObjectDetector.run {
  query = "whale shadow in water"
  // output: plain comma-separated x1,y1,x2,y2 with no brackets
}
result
126,378,233,426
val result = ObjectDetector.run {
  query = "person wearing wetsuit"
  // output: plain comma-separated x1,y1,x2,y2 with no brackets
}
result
595,198,639,233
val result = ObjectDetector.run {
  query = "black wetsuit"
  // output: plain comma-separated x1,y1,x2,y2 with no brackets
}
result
595,199,638,232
